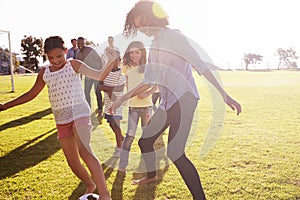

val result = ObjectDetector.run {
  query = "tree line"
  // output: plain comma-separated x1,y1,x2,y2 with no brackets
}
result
16,35,299,72
244,48,298,70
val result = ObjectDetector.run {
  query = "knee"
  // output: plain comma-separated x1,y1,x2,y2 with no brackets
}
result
138,137,155,152
167,146,185,162
138,137,147,150
122,135,134,150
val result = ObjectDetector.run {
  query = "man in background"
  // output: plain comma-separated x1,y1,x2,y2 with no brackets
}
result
77,37,104,123
66,38,79,59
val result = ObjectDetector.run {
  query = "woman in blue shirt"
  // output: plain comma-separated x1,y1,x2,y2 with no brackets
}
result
111,1,242,199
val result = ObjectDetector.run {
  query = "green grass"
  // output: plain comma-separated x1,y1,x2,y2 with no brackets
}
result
0,70,299,199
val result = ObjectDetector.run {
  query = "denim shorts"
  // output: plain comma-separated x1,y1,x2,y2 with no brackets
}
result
104,113,122,123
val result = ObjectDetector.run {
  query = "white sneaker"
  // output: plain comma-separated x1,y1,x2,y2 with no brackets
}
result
112,147,121,158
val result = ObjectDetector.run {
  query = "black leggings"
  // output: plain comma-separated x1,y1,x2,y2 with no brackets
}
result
138,92,206,200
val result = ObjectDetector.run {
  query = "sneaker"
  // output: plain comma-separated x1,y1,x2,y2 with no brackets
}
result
112,147,121,158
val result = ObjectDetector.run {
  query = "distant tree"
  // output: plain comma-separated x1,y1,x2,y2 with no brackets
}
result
20,35,43,72
86,39,98,47
0,48,10,74
276,48,298,70
243,53,263,70
11,53,19,73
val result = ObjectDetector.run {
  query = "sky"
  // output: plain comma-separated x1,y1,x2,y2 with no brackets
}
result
1,0,300,69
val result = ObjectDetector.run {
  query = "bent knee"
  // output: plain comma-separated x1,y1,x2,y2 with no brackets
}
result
138,137,148,149
123,135,135,149
167,147,185,162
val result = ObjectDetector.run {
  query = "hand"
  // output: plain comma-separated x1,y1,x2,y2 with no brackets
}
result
109,99,122,115
98,84,104,91
224,94,242,115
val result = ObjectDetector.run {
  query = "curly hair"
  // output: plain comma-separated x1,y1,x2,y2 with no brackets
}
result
123,1,169,38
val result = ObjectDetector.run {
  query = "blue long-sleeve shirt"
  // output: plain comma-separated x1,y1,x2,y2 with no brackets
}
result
143,28,210,110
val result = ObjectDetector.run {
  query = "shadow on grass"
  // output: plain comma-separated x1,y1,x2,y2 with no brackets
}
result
102,157,126,200
68,157,120,200
131,167,169,200
102,157,119,179
91,109,102,131
131,133,170,200
68,182,86,200
69,135,170,200
0,128,59,180
111,170,126,200
0,108,52,132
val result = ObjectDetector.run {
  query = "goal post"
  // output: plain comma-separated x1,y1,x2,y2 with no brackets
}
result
0,29,14,92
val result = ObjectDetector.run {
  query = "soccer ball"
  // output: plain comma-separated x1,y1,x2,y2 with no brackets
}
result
78,193,99,200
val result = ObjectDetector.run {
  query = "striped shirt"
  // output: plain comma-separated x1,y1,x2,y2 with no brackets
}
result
103,68,126,116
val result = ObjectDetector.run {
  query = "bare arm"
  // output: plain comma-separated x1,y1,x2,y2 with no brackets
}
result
99,84,125,100
202,70,242,115
137,84,158,99
71,59,115,81
110,82,151,114
0,68,46,111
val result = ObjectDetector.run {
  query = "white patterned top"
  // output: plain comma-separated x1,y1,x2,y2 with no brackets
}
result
43,61,90,124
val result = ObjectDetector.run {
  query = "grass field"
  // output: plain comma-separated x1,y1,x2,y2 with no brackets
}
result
0,70,299,199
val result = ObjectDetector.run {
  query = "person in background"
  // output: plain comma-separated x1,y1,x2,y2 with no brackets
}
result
66,38,79,59
0,36,113,200
77,37,104,123
98,50,125,158
110,1,242,199
103,36,119,66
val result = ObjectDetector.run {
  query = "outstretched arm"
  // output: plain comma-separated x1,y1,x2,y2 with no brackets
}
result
170,30,242,115
0,68,46,111
98,84,125,100
137,84,158,99
71,59,115,81
202,70,242,115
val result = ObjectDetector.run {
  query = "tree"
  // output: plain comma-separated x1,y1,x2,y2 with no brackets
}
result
86,39,99,47
243,53,263,70
276,48,298,70
0,48,10,74
20,35,43,72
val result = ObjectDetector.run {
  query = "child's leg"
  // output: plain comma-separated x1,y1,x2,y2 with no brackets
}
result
140,107,152,128
119,108,139,170
59,135,96,194
136,108,169,183
74,125,111,199
119,134,134,171
109,118,123,148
